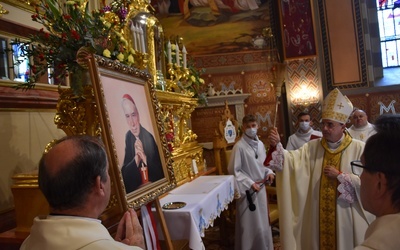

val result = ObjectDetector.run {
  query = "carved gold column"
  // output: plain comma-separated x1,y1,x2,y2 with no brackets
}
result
156,90,205,185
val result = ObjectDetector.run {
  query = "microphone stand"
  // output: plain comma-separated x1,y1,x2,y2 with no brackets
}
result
246,179,271,212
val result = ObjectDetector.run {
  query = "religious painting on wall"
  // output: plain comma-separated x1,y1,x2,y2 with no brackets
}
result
88,55,175,209
151,0,272,55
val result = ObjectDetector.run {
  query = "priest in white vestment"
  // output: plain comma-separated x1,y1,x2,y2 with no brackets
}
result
347,109,376,142
228,114,275,250
265,88,375,250
354,114,400,250
20,136,145,250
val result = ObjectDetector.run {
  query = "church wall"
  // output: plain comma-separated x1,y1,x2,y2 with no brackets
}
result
345,86,400,123
0,109,65,212
192,51,285,145
1,0,400,234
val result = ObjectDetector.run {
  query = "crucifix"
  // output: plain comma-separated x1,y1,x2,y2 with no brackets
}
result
140,164,149,184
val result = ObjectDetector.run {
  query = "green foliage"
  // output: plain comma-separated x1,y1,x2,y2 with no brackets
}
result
8,0,134,95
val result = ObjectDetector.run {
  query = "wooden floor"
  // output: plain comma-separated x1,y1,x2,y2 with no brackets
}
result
203,219,281,250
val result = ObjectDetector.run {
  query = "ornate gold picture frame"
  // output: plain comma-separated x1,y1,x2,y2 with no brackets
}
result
88,55,175,210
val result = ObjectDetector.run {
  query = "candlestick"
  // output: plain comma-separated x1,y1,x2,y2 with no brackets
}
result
175,42,180,67
182,45,187,69
167,41,172,64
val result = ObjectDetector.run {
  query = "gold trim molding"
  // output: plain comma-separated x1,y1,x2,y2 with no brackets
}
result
0,3,9,16
1,0,37,13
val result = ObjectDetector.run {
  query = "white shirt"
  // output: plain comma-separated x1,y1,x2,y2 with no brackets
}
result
286,128,322,150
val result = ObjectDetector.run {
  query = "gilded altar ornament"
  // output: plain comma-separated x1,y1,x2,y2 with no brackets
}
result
165,40,190,92
122,0,165,83
156,90,204,184
164,38,207,104
54,85,101,136
0,4,9,16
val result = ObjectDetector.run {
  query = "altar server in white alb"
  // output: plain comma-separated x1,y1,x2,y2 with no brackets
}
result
347,109,376,142
286,111,322,150
228,114,275,250
265,88,375,250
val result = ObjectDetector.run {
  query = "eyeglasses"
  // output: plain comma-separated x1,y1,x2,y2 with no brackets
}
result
351,160,388,176
350,160,365,176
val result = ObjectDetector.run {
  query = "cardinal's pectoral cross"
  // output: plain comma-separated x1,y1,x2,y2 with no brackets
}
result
140,163,149,184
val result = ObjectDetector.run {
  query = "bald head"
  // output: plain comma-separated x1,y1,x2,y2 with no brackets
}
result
39,135,108,211
351,109,368,128
43,139,79,176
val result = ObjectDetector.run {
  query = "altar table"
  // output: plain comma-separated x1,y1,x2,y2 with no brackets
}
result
158,175,235,250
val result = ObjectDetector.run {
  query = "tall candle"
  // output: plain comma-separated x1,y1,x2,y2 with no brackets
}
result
175,43,180,67
131,23,138,51
182,45,187,69
140,26,146,53
135,24,141,52
192,159,198,175
167,41,172,64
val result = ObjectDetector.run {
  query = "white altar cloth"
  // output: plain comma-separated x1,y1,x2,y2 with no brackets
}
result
158,175,235,250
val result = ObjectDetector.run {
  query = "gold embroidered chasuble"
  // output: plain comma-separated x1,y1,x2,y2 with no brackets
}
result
274,134,374,250
319,134,352,250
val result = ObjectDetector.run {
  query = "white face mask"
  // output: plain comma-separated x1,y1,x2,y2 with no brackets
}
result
299,121,311,131
245,127,258,138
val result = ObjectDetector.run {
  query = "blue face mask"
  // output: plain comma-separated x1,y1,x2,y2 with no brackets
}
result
245,127,258,138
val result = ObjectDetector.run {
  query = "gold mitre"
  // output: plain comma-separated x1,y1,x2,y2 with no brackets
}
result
321,88,353,124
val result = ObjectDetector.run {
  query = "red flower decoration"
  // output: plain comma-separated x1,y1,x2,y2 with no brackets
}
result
71,30,80,40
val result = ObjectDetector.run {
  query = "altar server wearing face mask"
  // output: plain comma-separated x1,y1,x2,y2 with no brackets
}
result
286,112,322,150
228,114,275,250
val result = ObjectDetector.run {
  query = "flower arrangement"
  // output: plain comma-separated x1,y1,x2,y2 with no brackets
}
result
9,0,137,95
166,41,207,105
186,61,207,105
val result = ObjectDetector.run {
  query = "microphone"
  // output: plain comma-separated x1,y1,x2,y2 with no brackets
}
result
246,190,256,211
245,179,271,212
